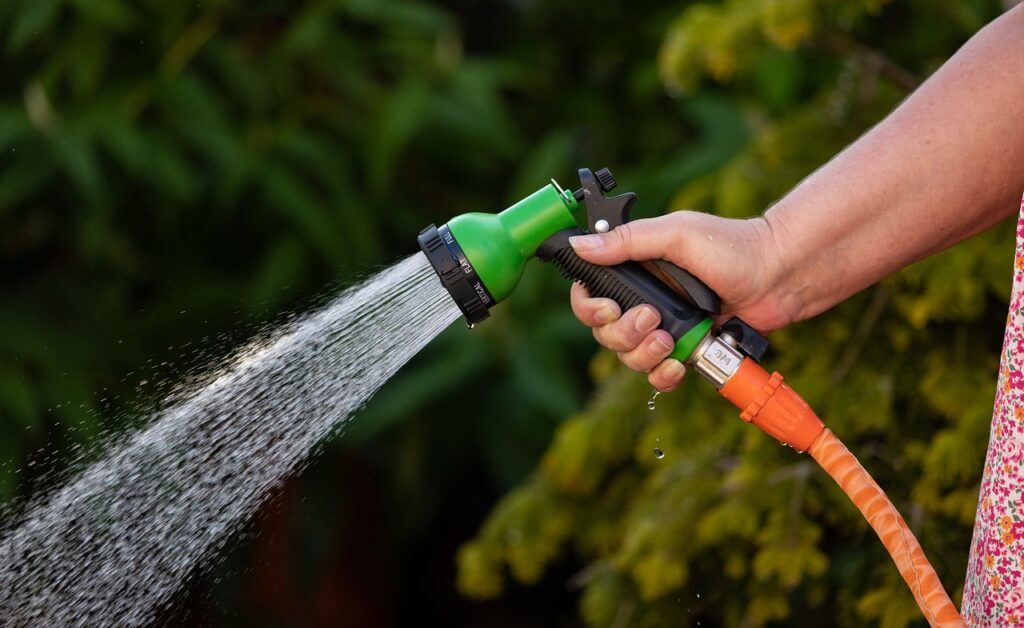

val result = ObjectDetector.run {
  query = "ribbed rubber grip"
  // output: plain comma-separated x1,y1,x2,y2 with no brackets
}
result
536,229,708,344
546,246,647,311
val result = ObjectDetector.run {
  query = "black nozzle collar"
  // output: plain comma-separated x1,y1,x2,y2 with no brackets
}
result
418,224,493,326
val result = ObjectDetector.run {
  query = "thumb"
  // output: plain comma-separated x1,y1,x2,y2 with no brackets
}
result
568,217,678,265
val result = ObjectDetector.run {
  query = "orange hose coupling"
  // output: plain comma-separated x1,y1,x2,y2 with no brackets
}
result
718,358,825,452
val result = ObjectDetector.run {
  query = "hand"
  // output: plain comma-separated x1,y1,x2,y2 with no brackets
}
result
568,210,793,391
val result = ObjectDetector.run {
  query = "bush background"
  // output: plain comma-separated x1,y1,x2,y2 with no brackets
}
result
0,0,1015,626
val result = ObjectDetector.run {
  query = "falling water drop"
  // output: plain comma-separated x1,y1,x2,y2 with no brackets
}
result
653,447,665,459
647,389,660,411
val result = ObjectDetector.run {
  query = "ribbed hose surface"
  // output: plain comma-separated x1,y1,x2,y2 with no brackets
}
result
808,429,964,627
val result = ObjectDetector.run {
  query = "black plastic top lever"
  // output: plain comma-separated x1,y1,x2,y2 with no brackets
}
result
573,167,722,314
574,167,637,235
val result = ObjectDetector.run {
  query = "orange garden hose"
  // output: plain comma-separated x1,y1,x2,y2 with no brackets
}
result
719,359,965,627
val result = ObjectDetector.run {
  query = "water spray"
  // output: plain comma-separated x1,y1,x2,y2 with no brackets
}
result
419,168,964,627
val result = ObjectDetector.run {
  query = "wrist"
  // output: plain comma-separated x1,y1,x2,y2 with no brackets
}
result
753,210,812,326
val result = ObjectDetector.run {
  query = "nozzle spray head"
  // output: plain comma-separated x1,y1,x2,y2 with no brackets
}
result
418,182,581,324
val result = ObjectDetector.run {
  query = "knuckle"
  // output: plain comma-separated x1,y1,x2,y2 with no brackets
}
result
619,351,645,372
650,360,685,390
622,341,667,373
614,222,634,251
618,351,645,372
597,324,631,352
572,302,594,326
594,326,621,351
613,320,643,349
650,371,679,392
646,332,672,357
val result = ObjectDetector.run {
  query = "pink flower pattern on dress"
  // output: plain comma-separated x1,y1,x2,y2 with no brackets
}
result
963,194,1024,626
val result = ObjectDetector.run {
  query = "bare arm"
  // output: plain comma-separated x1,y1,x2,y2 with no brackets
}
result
767,4,1024,321
568,5,1024,391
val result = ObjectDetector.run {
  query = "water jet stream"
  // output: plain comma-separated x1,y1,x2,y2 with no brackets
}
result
0,253,459,626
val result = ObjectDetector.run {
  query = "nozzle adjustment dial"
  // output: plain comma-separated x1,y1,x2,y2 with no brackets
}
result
595,167,617,192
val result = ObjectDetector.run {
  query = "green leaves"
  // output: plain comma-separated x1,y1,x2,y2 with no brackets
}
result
659,0,894,93
5,0,60,53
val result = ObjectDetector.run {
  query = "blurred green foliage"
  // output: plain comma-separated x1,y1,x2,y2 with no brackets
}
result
0,0,1011,626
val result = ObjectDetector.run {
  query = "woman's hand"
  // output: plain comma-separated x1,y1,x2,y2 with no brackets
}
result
568,210,794,391
570,5,1024,393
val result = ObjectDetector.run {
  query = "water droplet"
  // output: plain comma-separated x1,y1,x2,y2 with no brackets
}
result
647,389,660,411
653,447,665,459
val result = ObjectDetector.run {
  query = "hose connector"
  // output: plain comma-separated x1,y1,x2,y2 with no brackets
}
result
689,334,744,387
718,359,825,452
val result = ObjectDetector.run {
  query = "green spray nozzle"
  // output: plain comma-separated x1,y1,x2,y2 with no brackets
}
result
417,167,754,363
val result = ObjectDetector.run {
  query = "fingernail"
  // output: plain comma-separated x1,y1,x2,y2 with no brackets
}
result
666,359,686,377
595,307,617,324
635,307,657,332
652,335,672,354
569,235,603,252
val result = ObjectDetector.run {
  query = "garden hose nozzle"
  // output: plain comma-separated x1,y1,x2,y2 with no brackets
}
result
417,169,841,446
417,167,964,626
419,168,732,363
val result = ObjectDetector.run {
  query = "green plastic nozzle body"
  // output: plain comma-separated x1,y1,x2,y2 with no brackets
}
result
446,184,580,301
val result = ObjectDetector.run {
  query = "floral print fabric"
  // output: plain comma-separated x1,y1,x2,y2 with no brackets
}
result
963,195,1024,626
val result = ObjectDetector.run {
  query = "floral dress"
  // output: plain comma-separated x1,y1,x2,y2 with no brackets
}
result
963,194,1024,626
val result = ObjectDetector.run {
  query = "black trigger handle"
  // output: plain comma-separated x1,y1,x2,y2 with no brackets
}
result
575,166,723,314
577,167,636,233
648,260,722,313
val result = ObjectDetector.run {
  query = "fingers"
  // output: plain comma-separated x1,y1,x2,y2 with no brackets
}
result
618,329,674,372
568,283,686,391
648,359,686,392
569,282,621,327
592,305,661,352
568,217,680,265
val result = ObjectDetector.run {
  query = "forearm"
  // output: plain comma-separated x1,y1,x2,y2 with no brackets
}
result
765,5,1024,322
